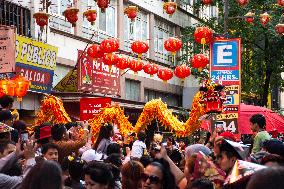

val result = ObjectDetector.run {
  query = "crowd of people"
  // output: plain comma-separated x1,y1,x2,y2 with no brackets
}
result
1,95,284,189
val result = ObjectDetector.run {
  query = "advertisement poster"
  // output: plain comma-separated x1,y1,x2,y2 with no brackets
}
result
0,26,16,73
15,35,58,93
77,50,120,96
210,38,241,133
80,97,111,121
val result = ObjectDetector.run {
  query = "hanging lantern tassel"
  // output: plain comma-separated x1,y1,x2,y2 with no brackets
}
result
201,38,206,53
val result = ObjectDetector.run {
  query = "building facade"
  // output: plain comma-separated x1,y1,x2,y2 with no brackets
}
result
1,0,218,124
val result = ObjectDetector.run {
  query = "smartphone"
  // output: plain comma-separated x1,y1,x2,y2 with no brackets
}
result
21,133,29,142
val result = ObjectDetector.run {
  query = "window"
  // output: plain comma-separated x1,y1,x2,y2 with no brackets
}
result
144,89,182,107
154,19,175,65
124,9,148,51
49,0,73,33
0,1,31,37
125,79,141,101
81,0,116,42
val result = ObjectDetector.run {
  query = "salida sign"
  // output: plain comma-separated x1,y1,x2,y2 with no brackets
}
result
15,36,58,93
80,97,111,121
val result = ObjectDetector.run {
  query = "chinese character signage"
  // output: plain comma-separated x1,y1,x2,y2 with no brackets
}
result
77,50,120,96
15,35,58,93
210,39,241,133
80,97,111,121
0,26,16,73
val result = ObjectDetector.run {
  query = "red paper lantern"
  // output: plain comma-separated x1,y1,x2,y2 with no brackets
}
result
237,0,249,6
124,6,138,22
244,11,255,24
83,9,97,25
157,68,173,83
131,41,149,58
191,54,209,71
116,56,130,71
129,59,144,74
63,7,79,27
202,0,213,5
100,38,119,54
0,79,16,96
102,53,118,71
275,24,284,35
143,63,158,77
164,37,182,56
12,75,30,101
163,2,177,16
87,44,103,59
260,12,270,26
97,0,110,13
174,65,191,80
278,0,284,6
33,12,49,31
194,27,213,45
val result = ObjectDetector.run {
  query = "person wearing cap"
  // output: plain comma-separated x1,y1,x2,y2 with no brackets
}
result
217,139,245,175
250,114,271,154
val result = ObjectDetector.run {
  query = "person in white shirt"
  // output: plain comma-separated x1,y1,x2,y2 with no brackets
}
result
131,131,147,159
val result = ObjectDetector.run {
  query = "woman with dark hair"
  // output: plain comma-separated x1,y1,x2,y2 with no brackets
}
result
142,158,177,189
19,160,63,189
64,156,85,189
84,161,115,189
121,160,144,189
93,124,114,154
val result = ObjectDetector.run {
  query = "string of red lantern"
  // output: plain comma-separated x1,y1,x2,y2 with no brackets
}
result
202,0,213,6
174,64,191,80
87,44,103,59
83,9,97,25
97,0,110,13
237,0,249,6
63,7,79,27
131,41,149,60
33,12,49,32
143,63,158,77
116,56,130,71
124,6,138,22
157,68,174,83
129,59,144,74
0,76,30,101
191,54,209,72
163,2,177,17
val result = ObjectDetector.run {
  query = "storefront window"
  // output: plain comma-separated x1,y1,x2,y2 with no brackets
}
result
154,19,175,65
124,10,148,52
81,0,116,42
144,89,182,107
125,79,141,101
0,1,31,37
49,0,73,33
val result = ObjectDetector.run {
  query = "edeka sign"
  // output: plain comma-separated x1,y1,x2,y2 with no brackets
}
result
77,50,120,96
15,36,58,93
80,97,111,121
210,39,241,134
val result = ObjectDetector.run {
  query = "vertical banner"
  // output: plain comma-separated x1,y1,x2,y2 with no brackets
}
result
77,50,120,96
80,97,111,121
210,38,241,133
0,26,16,73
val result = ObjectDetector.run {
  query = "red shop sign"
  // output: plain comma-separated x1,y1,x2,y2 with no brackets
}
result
77,50,120,96
80,97,111,121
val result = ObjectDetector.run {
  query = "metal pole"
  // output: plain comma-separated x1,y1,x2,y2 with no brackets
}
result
224,0,229,35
